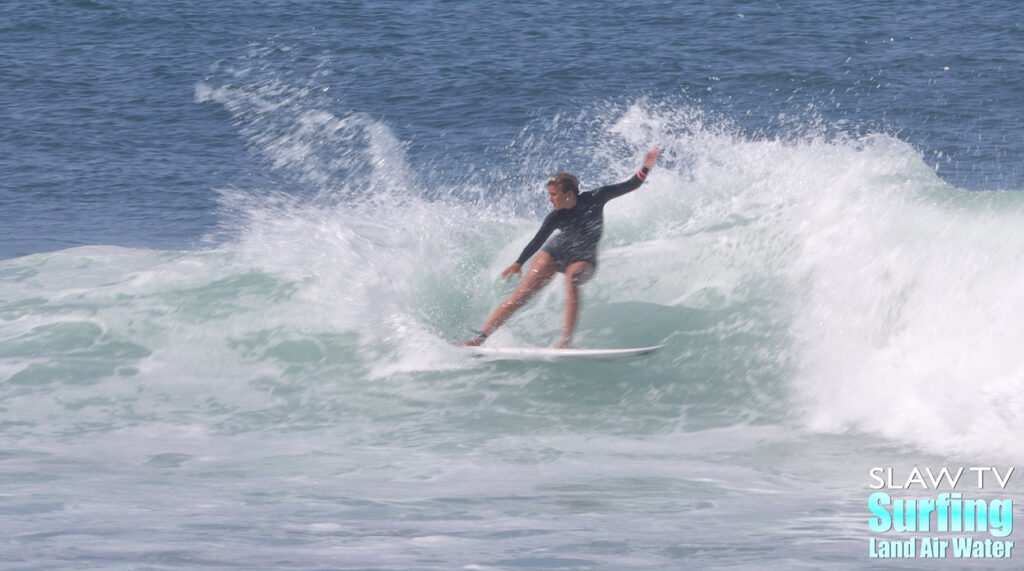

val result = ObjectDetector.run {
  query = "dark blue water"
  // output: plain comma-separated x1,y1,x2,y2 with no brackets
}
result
2,1,1022,259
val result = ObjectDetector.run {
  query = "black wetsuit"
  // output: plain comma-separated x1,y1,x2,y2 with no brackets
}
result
515,171,647,272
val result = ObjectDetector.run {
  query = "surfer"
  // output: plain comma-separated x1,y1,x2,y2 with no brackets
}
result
463,146,660,348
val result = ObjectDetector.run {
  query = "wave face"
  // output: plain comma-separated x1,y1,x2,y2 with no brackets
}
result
5,70,1023,461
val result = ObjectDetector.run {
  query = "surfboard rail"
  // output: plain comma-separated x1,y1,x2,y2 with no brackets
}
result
465,344,664,361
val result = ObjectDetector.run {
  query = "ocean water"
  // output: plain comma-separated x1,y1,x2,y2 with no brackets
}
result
2,1,1023,568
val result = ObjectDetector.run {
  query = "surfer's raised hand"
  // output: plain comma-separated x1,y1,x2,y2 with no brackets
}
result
501,263,522,279
643,145,659,170
465,149,658,349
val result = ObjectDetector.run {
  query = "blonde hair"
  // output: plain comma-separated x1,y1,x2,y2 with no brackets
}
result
546,173,580,196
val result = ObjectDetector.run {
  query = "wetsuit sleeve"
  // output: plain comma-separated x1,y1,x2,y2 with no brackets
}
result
590,167,649,205
514,211,559,265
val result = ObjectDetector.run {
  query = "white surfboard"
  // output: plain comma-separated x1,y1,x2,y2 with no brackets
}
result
466,344,664,362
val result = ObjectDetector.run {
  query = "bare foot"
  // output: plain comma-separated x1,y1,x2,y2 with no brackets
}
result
461,332,487,346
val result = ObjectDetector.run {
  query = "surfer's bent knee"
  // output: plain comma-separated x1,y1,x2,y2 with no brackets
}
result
566,262,595,286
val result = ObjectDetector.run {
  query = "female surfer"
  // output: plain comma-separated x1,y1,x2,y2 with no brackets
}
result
463,145,659,348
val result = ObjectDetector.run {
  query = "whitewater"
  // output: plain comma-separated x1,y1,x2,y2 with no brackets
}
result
3,94,1023,567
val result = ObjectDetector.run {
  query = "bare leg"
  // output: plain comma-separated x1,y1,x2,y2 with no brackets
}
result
555,261,594,348
462,252,558,345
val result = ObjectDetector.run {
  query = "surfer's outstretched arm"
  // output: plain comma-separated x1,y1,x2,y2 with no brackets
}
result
462,145,658,348
591,145,661,203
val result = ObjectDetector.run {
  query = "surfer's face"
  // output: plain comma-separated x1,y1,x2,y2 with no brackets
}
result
548,184,577,210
